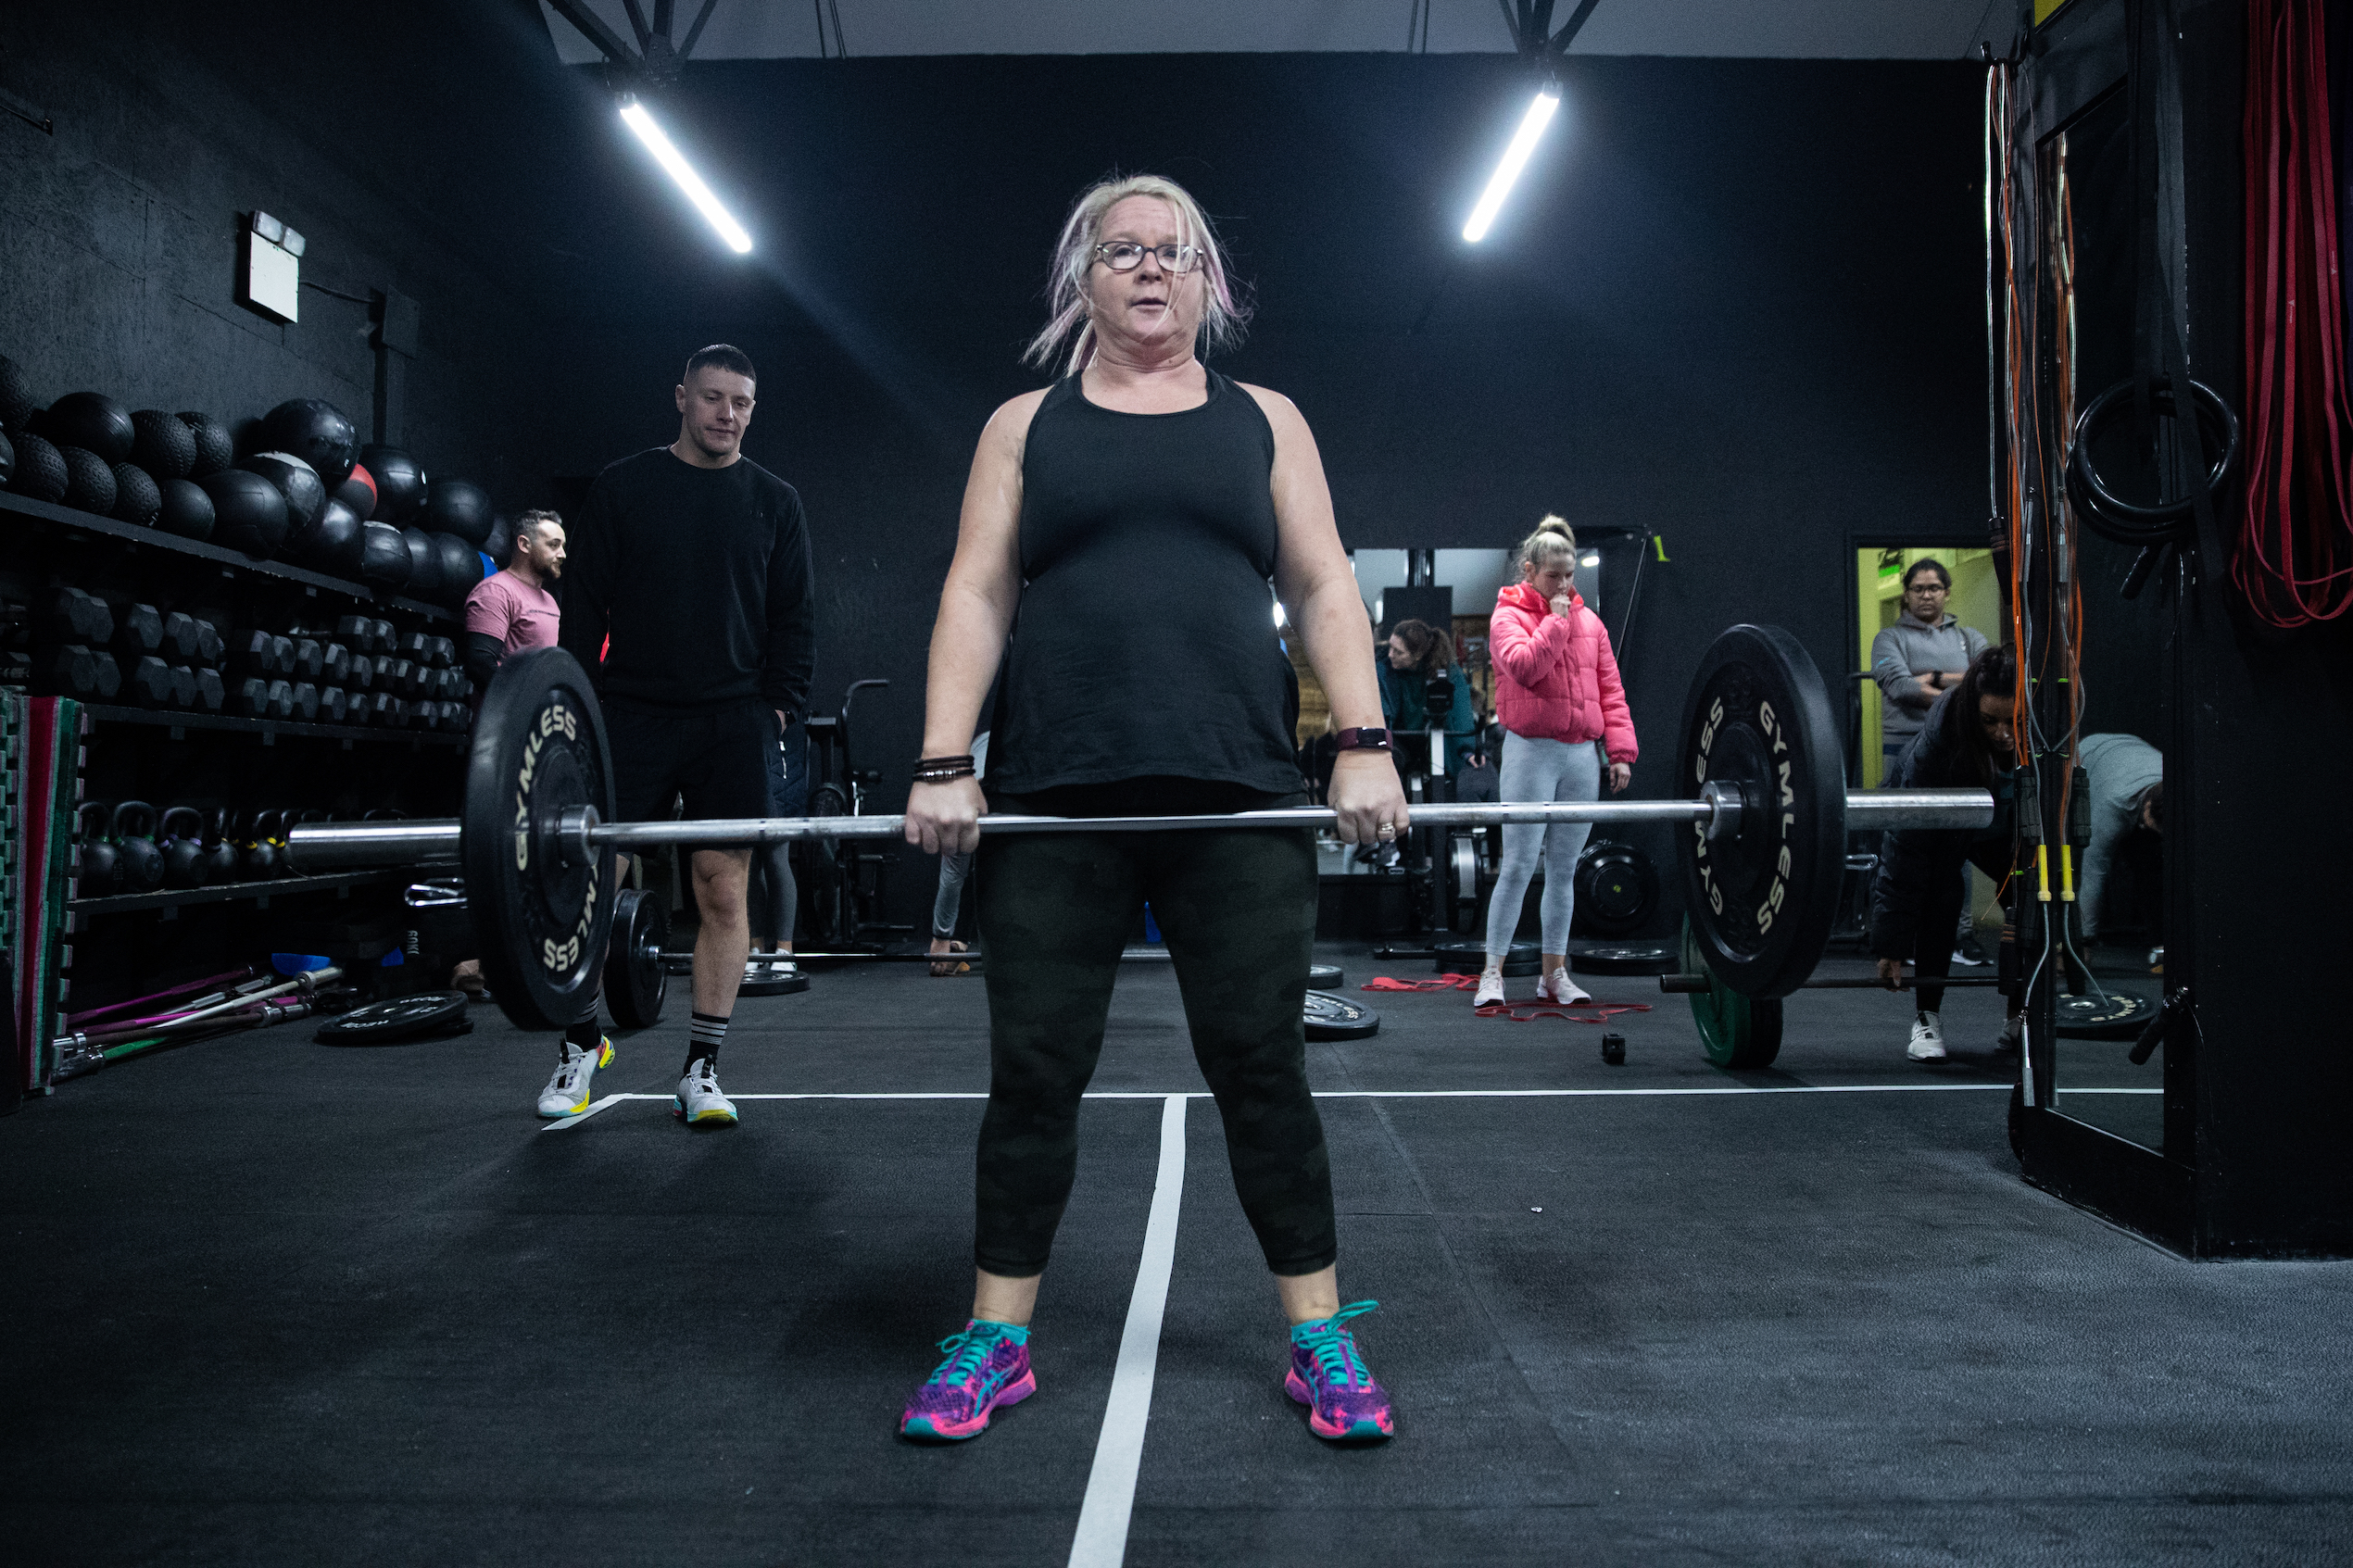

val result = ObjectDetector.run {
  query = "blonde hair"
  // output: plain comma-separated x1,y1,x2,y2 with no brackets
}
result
1024,174,1249,377
1517,514,1578,571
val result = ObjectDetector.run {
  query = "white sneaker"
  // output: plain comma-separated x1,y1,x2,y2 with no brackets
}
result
1473,969,1505,1008
673,1058,738,1125
1542,966,1591,1005
1996,1012,2023,1055
536,1036,612,1119
1906,1010,1947,1062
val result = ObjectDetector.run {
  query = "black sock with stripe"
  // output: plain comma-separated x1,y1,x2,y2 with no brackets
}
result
564,1000,601,1060
684,1011,728,1076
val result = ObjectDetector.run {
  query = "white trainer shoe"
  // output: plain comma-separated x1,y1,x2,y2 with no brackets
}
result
1473,969,1505,1008
1997,1012,2023,1055
536,1036,613,1119
1542,967,1591,1005
1906,1010,1947,1062
673,1058,738,1125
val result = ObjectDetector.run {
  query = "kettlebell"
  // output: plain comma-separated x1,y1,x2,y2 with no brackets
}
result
261,809,303,878
201,809,241,885
112,801,166,893
158,807,209,889
234,809,279,882
77,801,120,897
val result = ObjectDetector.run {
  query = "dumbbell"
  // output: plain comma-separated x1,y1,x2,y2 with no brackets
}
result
343,654,370,690
110,601,164,660
397,631,431,664
383,658,417,696
123,655,176,708
263,680,295,720
167,664,198,709
230,676,269,717
287,636,323,681
38,587,114,645
334,614,377,654
319,686,348,723
321,642,350,685
287,681,320,722
370,618,394,652
192,667,225,712
229,630,293,676
157,610,206,665
36,645,120,701
191,618,224,668
359,691,397,725
426,635,456,669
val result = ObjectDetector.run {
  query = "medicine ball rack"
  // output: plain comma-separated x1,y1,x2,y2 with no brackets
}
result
4,484,468,1092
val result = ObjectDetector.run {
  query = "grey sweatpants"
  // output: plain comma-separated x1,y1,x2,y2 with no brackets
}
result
1482,733,1602,958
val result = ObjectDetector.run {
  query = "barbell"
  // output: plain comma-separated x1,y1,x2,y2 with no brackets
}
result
286,625,1994,1034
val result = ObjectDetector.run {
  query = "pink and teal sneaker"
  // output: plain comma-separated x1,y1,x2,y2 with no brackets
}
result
900,1319,1036,1441
1285,1300,1395,1442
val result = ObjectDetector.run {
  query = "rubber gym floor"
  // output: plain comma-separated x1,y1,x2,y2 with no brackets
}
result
5,945,2349,1567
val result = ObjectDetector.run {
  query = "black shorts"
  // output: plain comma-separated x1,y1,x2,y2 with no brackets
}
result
608,700,777,827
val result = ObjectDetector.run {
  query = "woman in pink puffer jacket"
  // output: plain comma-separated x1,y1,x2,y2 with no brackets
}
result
1475,515,1639,1009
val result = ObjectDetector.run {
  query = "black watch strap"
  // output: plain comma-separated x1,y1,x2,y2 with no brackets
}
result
1333,726,1394,752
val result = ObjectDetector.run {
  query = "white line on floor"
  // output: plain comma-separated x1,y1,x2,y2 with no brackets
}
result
1068,1093,1188,1568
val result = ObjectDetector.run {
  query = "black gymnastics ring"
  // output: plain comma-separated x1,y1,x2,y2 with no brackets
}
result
2065,375,2240,534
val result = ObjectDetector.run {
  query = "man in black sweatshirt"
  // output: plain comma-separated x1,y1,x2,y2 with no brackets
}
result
550,344,816,1126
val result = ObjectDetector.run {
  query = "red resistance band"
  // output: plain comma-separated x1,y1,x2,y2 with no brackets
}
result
1360,975,1653,1025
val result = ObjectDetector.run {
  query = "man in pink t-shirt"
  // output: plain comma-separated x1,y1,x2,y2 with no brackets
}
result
462,509,565,695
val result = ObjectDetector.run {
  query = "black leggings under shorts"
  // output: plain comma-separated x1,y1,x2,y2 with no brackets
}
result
607,700,778,826
973,777,1334,1278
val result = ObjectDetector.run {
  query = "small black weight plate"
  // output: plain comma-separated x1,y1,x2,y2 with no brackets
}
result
1307,962,1344,988
2055,990,2159,1039
316,991,472,1044
1571,943,1678,975
1432,937,1540,977
602,886,669,1030
738,965,812,997
1678,624,1846,1000
1304,990,1380,1041
1680,918,1782,1070
1573,841,1657,937
464,647,616,1032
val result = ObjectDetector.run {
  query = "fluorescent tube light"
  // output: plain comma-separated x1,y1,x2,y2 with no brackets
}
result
620,100,753,254
1462,90,1560,244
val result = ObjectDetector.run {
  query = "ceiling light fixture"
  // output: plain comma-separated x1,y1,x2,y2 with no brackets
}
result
1463,90,1560,244
620,99,752,253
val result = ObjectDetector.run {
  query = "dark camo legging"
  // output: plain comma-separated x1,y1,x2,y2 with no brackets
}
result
972,803,1333,1278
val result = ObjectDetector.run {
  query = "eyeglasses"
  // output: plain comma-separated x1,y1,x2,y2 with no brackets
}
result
1093,241,1203,274
1906,582,1950,595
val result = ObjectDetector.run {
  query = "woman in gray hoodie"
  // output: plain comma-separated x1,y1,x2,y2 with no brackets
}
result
1871,559,1989,772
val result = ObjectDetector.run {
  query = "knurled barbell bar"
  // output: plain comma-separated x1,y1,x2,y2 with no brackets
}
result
287,626,1994,1035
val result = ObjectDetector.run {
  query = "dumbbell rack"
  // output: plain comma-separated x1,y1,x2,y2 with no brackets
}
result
1,484,470,1092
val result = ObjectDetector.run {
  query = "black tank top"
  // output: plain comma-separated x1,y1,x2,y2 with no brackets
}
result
988,369,1302,799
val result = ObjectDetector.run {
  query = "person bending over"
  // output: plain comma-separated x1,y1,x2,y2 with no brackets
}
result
452,509,568,1002
549,344,816,1125
1377,618,1476,779
2075,733,2162,947
1871,644,2020,1063
1475,517,1637,1009
900,173,1409,1446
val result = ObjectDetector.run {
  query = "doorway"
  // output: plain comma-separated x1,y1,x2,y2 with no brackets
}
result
1855,545,2000,790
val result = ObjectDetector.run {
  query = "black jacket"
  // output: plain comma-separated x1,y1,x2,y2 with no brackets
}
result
1869,689,2014,960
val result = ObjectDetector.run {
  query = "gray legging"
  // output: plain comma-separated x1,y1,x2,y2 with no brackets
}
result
1481,733,1602,958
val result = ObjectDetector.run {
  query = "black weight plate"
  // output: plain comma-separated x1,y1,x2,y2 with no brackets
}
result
1571,943,1677,975
1574,841,1657,937
2055,990,2159,1039
1432,937,1540,977
1677,624,1846,1000
1308,962,1344,988
602,886,669,1030
1304,990,1379,1041
316,991,472,1044
738,968,812,997
465,647,616,1032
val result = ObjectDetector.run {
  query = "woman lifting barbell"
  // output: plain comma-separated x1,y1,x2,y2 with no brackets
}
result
1871,642,2021,1062
898,173,1408,1445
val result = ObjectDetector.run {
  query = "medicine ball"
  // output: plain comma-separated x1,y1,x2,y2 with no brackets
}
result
481,512,514,571
359,520,411,586
198,467,290,558
423,478,493,546
157,476,215,541
0,428,12,488
359,445,423,522
110,462,161,526
399,526,442,602
333,462,377,518
0,354,34,433
31,392,134,465
258,398,358,488
432,532,484,605
295,496,367,576
59,445,117,515
176,412,234,478
238,451,326,533
128,409,196,482
8,431,69,502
